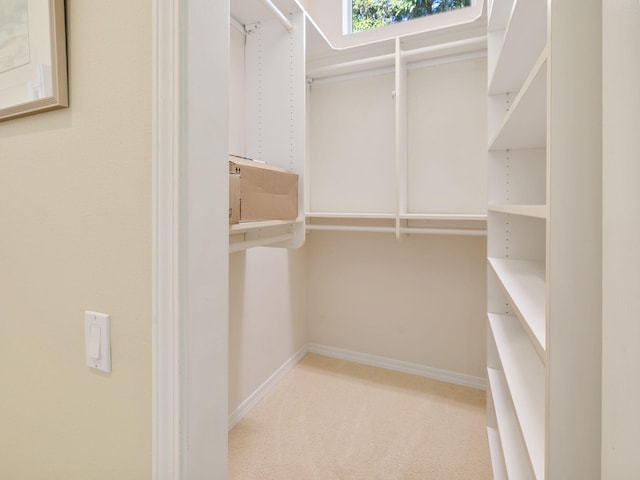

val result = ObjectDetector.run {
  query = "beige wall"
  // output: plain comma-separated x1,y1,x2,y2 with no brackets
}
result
0,1,152,478
229,248,308,413
306,232,487,378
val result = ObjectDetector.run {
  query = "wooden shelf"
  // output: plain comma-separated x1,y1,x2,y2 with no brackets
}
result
488,204,547,219
488,0,547,95
488,257,546,354
488,368,536,480
487,426,508,480
490,50,547,151
489,313,545,480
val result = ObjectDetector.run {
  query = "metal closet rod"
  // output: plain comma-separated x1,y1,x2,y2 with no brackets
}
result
260,0,293,32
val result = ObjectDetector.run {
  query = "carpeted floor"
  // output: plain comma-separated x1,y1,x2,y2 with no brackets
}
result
229,353,491,479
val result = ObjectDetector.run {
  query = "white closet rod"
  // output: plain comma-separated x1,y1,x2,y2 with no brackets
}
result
308,35,486,79
402,35,486,60
260,0,293,32
306,225,486,236
309,54,396,78
229,233,294,253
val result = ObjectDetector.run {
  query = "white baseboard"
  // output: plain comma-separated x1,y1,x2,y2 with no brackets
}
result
228,345,309,430
307,343,487,391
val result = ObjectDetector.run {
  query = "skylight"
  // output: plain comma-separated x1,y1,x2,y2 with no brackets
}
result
350,0,472,33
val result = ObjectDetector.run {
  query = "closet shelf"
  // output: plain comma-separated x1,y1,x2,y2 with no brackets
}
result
488,368,536,480
400,213,487,221
488,204,547,219
230,218,303,233
489,313,545,480
489,50,547,151
306,212,396,219
488,257,546,354
488,0,547,95
306,212,487,221
229,218,304,253
306,212,487,236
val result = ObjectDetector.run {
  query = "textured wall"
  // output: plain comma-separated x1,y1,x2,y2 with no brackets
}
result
0,1,152,478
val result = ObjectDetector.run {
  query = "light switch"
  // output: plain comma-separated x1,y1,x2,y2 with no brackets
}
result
85,311,111,372
89,324,101,359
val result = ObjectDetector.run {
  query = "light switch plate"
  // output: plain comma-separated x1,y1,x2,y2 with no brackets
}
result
85,311,111,372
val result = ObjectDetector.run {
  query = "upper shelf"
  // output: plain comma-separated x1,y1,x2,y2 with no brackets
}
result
304,0,487,81
487,0,515,33
488,0,547,95
489,50,547,151
231,0,302,27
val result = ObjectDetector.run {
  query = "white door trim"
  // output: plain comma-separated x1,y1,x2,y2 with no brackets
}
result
152,1,229,478
152,0,181,478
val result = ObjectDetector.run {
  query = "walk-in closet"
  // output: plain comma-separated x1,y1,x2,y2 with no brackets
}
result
221,0,632,478
227,0,489,476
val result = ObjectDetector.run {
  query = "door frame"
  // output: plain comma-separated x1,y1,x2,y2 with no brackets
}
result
152,1,229,478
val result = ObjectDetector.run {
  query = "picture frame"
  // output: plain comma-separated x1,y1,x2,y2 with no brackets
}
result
0,0,68,122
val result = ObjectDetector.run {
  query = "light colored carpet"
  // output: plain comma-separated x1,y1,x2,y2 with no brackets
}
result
229,353,491,479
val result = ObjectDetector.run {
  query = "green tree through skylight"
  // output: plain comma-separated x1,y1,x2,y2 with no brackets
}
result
351,0,471,32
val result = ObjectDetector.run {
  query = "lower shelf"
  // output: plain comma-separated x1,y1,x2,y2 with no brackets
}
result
305,212,487,236
487,426,508,480
229,218,305,253
489,313,545,479
488,368,536,480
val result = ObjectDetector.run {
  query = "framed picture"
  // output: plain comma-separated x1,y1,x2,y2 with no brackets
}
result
0,0,68,122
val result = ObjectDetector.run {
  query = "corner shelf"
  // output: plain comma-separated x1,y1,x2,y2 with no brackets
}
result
229,218,304,253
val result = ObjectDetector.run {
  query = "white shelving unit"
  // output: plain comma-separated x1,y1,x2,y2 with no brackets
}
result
486,0,602,478
229,0,306,252
230,0,489,246
305,9,489,237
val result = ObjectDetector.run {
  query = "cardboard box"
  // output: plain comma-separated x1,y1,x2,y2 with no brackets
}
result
229,156,298,221
229,173,240,225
